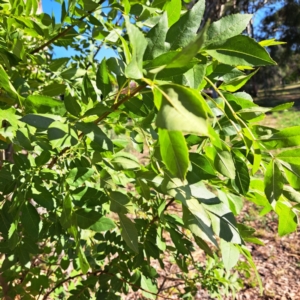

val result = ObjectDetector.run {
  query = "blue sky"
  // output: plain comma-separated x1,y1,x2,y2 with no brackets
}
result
42,0,284,59
253,0,285,37
42,0,117,60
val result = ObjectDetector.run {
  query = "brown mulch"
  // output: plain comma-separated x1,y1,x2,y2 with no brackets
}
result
126,202,300,300
235,205,300,300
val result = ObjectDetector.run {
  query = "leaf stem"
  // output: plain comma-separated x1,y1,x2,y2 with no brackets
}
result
48,84,147,169
42,269,173,300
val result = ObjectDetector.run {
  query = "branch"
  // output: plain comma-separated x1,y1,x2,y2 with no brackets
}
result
93,84,147,124
43,269,174,300
42,270,102,300
85,42,104,69
152,198,176,225
143,198,176,237
30,0,106,54
161,282,185,291
48,84,147,169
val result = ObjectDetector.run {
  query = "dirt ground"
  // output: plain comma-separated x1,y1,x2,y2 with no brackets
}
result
127,201,300,300
127,93,300,300
234,204,300,300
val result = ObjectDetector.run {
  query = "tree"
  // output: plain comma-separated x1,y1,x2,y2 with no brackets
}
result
0,0,299,299
259,0,300,57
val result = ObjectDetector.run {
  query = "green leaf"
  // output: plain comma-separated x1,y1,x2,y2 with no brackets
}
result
220,240,240,271
118,213,139,253
168,226,190,255
259,126,300,149
41,83,66,97
25,95,66,115
136,178,151,200
35,151,51,167
66,168,94,187
182,204,217,247
181,64,207,89
78,246,90,274
275,200,297,236
20,202,40,240
60,194,73,229
233,155,250,195
144,13,168,60
0,65,20,102
84,103,112,117
155,84,208,135
215,151,236,179
259,38,286,47
31,185,55,210
163,22,209,70
264,160,283,203
205,35,276,67
141,274,158,299
64,94,82,117
159,129,189,181
90,217,116,232
282,186,300,203
197,188,241,243
21,114,55,129
49,57,70,72
205,14,252,46
271,102,294,112
164,0,181,27
96,58,112,98
166,0,205,50
110,191,130,214
239,245,263,293
48,121,78,149
281,162,300,190
220,68,259,92
194,236,213,257
0,107,19,129
75,208,102,229
186,153,216,184
276,148,300,165
125,17,147,79
76,122,113,151
111,152,140,170
145,52,198,78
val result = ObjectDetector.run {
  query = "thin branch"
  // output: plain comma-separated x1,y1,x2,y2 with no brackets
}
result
93,84,147,124
42,270,102,300
43,269,174,300
161,282,185,292
30,0,106,54
143,197,176,239
150,198,175,226
164,198,176,211
48,84,147,169
156,277,167,299
86,42,104,69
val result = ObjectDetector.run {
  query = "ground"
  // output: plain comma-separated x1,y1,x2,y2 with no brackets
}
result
149,85,300,300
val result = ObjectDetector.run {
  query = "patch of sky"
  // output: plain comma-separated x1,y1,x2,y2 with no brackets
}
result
42,0,118,61
253,0,285,40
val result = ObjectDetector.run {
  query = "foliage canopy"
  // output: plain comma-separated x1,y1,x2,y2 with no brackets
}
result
0,0,299,299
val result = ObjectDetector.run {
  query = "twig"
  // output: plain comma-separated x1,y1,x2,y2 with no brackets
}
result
149,198,175,227
86,42,104,69
161,282,185,291
42,270,102,300
93,84,147,124
30,0,106,54
47,84,147,169
156,277,167,299
43,269,174,300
